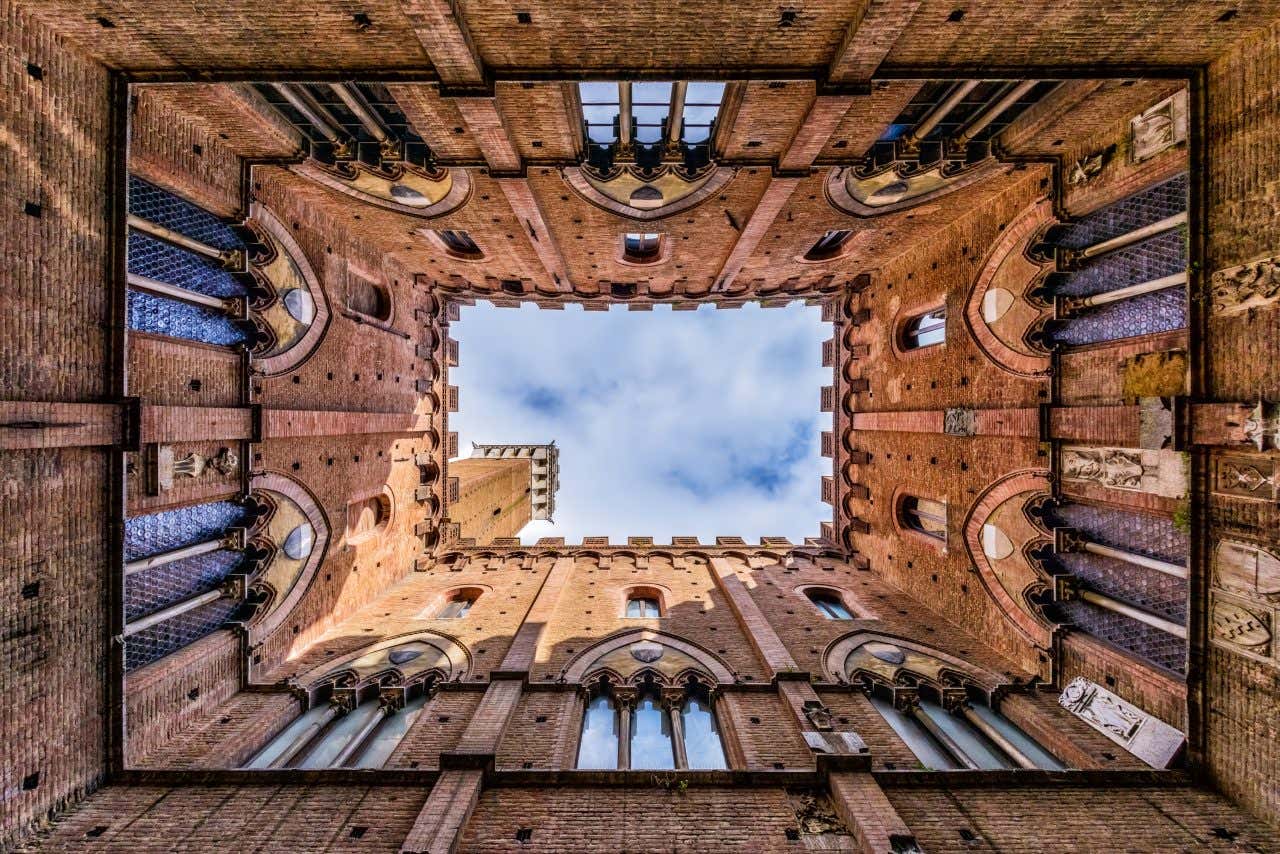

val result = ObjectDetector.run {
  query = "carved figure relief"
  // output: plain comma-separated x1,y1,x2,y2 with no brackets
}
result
149,445,240,493
1059,446,1186,498
1058,677,1184,768
1211,256,1280,316
1061,448,1144,488
791,793,849,836
1130,90,1187,163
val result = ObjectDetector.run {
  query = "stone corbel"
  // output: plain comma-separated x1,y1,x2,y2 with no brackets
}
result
1243,401,1280,451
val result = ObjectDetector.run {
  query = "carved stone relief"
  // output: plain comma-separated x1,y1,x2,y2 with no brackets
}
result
1058,676,1184,768
147,445,240,494
1213,540,1280,602
1060,446,1186,498
790,793,850,837
1211,599,1272,652
1212,455,1279,502
943,407,977,437
1130,89,1187,163
1211,255,1280,316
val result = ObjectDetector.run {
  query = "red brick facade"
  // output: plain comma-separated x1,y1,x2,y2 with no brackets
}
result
4,0,1280,849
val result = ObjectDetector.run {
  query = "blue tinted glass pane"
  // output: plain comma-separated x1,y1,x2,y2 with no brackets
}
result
681,698,727,769
245,703,334,769
969,703,1065,770
296,701,383,769
582,104,617,125
587,125,616,143
868,694,959,770
682,105,719,125
353,693,429,768
918,700,1011,770
632,81,672,103
579,82,618,103
632,104,668,124
683,126,712,143
577,695,619,769
635,125,663,143
685,81,726,104
630,695,675,769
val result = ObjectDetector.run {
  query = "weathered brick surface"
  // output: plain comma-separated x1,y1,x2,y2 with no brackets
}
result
458,786,803,853
885,784,1279,852
16,784,428,851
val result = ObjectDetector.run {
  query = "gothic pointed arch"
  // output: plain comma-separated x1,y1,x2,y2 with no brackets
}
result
961,470,1058,650
823,631,1012,697
243,202,331,376
562,164,737,220
292,159,472,218
561,628,734,686
291,629,471,696
239,471,331,643
962,197,1056,377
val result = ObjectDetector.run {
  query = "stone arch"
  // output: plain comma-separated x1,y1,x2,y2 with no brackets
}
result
292,629,471,694
562,628,734,686
961,470,1056,650
823,630,1011,697
245,471,331,643
292,160,471,218
245,202,331,376
562,164,736,221
963,197,1056,378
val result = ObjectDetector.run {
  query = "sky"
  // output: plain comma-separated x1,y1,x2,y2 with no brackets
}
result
449,301,832,544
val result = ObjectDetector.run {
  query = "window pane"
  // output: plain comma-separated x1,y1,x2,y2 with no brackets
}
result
685,81,726,104
577,694,619,769
587,124,616,144
681,105,720,125
582,104,618,125
917,699,1012,770
635,124,663,144
351,693,428,768
578,82,618,103
968,703,1065,770
681,697,727,769
907,309,946,348
683,125,712,143
244,703,333,768
630,694,675,769
632,81,672,103
296,701,382,769
626,598,642,618
810,592,853,620
868,694,959,770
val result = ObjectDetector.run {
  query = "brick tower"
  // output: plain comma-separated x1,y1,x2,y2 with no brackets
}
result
448,443,559,543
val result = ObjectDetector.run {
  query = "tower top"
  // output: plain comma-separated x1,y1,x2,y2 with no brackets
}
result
469,442,560,520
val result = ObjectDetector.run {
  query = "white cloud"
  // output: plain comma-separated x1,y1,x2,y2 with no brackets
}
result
450,301,832,544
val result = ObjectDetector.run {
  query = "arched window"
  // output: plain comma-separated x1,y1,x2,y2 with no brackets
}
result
629,687,676,770
902,307,947,349
622,232,663,263
806,588,854,620
436,590,478,619
345,491,392,544
803,229,853,261
576,691,620,770
680,690,728,769
625,595,661,618
865,685,1062,771
577,677,729,770
245,689,430,770
900,496,948,542
435,229,482,259
346,273,391,321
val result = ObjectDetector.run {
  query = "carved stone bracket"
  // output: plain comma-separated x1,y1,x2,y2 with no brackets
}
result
801,699,833,731
1243,401,1280,451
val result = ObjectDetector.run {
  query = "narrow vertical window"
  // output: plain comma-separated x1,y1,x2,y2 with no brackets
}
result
576,693,620,770
902,307,947,349
436,591,477,619
680,695,728,769
900,496,948,541
435,229,483,259
803,229,853,261
622,232,663,263
630,689,675,769
806,589,854,619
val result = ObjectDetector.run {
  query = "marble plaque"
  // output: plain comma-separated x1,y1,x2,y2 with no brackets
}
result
1059,676,1184,768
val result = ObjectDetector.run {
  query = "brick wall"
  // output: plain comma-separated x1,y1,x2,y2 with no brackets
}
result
1,2,113,846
